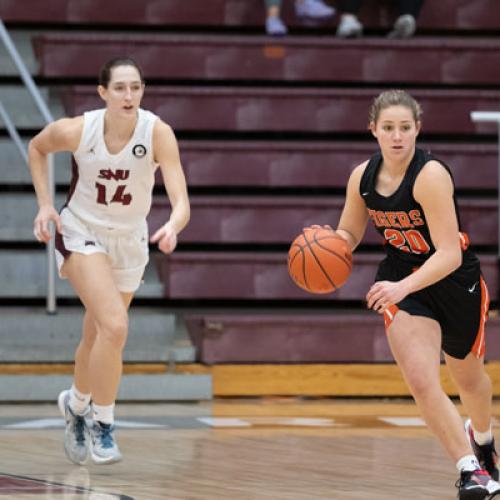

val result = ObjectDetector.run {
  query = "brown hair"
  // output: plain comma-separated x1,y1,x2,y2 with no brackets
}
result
98,57,144,88
369,90,422,124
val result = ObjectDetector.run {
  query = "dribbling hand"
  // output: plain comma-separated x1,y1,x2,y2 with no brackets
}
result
33,205,62,243
150,222,177,254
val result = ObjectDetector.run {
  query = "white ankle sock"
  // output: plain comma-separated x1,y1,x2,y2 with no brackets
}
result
92,403,115,425
472,424,494,446
457,455,481,472
68,384,91,415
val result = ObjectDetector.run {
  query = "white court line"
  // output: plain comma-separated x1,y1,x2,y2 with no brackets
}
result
379,417,426,427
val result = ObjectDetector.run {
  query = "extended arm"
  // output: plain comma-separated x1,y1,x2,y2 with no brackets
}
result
336,162,370,251
150,120,190,254
28,117,82,242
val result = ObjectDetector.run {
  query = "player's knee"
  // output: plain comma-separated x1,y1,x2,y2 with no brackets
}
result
96,314,128,350
406,372,436,399
82,326,98,347
456,372,491,395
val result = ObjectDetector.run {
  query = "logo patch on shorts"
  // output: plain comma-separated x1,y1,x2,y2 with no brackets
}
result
132,144,147,158
85,240,96,246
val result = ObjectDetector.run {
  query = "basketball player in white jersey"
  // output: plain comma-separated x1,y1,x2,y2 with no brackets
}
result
28,57,190,465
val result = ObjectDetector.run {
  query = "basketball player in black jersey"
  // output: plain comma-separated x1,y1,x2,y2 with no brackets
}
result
334,90,500,499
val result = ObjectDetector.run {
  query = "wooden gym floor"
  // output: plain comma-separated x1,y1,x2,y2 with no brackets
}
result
2,398,499,500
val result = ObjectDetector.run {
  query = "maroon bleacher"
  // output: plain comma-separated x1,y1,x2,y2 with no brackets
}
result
155,252,498,300
185,313,500,363
11,0,500,370
3,0,500,30
62,86,500,135
175,141,497,190
34,34,500,85
149,196,497,246
185,312,393,363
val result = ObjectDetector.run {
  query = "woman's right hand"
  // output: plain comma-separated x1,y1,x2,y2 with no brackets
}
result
33,205,62,243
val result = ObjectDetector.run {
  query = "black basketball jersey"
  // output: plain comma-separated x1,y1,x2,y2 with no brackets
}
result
359,147,474,266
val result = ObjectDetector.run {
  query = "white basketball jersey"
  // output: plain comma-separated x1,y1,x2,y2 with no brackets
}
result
69,108,158,231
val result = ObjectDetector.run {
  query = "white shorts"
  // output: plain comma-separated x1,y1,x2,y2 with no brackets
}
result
55,208,149,293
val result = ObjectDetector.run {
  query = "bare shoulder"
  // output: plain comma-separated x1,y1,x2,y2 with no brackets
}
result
153,118,176,142
51,116,84,150
152,119,180,164
348,160,370,184
414,160,454,201
416,160,453,188
53,115,83,136
32,115,83,153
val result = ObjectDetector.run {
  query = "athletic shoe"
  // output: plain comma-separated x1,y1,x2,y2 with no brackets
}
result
456,469,500,500
336,14,363,38
295,0,335,19
57,389,91,465
266,15,288,36
387,14,416,39
466,419,500,481
91,421,123,464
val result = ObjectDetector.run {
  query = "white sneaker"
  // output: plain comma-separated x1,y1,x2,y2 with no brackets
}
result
387,14,416,39
91,421,123,464
266,15,288,36
295,0,335,19
336,14,363,38
58,390,91,465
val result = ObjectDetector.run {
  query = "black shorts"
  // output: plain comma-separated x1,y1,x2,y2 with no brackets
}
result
376,255,489,360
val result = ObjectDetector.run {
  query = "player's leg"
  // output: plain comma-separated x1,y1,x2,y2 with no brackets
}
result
64,252,127,404
73,292,134,396
63,252,129,464
386,311,500,498
446,353,499,480
386,311,472,460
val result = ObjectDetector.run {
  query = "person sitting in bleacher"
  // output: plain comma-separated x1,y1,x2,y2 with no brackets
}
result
336,0,424,38
265,0,336,36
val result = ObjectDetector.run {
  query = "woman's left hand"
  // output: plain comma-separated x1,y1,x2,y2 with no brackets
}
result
366,280,410,315
150,222,177,254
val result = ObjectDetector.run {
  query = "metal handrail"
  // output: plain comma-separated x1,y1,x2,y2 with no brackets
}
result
0,100,28,165
0,19,56,313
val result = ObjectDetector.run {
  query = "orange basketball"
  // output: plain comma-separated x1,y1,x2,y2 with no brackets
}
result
287,226,352,294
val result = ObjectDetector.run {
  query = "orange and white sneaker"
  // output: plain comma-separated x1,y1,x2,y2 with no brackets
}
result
456,469,500,499
465,419,500,481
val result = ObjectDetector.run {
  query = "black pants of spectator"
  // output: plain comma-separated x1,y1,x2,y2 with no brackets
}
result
340,0,424,18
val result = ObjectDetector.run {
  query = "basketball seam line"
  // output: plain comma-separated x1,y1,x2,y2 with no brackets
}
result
313,238,352,272
302,230,338,291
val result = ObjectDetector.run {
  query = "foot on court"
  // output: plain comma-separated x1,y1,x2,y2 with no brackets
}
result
91,421,123,464
58,390,91,465
456,469,500,500
466,419,500,481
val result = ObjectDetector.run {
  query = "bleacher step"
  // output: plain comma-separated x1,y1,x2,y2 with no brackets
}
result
34,33,500,85
0,373,211,401
1,140,496,190
0,86,63,128
0,250,164,299
0,307,194,362
2,0,498,30
0,139,71,184
0,30,37,77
